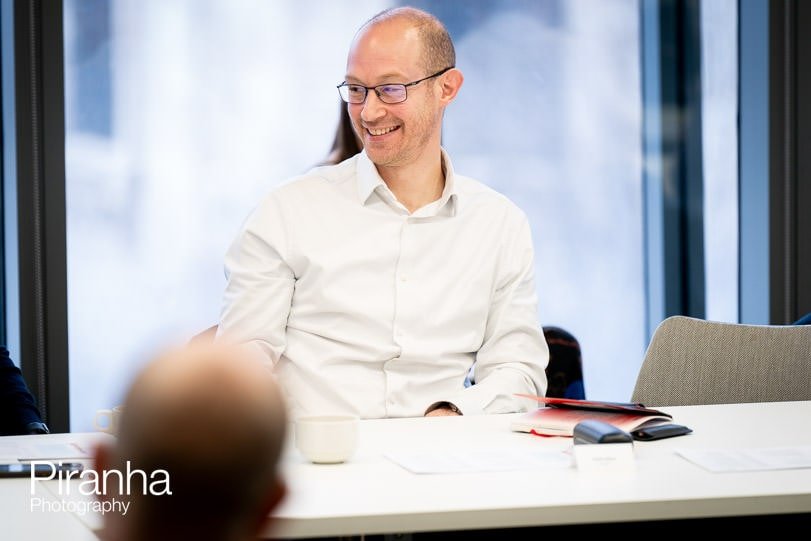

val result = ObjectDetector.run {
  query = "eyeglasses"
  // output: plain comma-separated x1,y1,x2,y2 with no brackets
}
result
337,66,454,105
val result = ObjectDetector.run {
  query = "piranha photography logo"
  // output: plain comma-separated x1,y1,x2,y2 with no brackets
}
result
29,461,171,516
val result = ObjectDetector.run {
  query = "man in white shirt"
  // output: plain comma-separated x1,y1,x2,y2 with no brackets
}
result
219,7,548,418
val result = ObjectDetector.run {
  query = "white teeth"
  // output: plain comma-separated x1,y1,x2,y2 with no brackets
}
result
367,126,397,136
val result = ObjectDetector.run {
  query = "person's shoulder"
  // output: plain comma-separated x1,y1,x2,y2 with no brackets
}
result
0,346,12,368
305,154,359,189
265,156,358,202
455,174,526,218
239,158,359,231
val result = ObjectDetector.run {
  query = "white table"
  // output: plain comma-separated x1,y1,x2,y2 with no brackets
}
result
270,401,811,538
0,432,109,541
1,402,810,540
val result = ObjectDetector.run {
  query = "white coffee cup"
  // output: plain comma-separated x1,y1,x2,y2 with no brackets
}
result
94,405,124,434
295,415,359,464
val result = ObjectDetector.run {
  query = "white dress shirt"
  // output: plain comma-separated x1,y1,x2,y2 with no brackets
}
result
219,150,548,418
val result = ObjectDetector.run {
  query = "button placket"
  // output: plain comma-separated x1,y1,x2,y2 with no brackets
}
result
392,218,413,344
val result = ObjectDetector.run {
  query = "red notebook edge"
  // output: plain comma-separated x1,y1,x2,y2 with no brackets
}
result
515,393,672,418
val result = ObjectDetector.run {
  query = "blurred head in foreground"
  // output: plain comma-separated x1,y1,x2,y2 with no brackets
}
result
95,343,287,541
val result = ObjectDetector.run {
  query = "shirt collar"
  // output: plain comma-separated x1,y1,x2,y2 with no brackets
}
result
355,149,459,217
355,150,384,204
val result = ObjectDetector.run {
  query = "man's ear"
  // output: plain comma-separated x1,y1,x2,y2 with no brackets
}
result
439,68,464,105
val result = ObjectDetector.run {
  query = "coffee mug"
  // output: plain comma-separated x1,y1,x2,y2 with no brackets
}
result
295,415,358,464
94,405,124,434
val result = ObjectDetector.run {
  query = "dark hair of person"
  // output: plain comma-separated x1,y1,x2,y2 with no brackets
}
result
322,102,362,166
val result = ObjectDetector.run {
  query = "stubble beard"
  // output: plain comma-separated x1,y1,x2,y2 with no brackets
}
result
360,108,441,169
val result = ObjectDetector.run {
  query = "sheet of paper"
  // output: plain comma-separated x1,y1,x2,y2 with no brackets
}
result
0,441,90,462
385,447,571,474
677,446,811,473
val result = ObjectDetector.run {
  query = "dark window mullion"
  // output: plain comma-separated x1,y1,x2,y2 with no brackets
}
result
14,0,69,432
642,0,706,341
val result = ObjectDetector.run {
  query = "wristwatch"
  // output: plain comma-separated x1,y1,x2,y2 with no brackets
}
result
447,403,462,415
26,422,50,435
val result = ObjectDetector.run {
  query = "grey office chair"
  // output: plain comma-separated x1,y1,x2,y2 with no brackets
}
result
632,315,811,406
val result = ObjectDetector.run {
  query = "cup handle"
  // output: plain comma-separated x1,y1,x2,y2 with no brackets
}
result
94,409,113,433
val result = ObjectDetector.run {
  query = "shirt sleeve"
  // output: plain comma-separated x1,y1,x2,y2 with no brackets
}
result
439,212,549,415
218,195,295,368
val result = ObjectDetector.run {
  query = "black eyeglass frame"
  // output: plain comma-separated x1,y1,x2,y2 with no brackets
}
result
336,66,455,104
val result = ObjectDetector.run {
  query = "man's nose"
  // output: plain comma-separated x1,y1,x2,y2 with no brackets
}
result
360,90,386,123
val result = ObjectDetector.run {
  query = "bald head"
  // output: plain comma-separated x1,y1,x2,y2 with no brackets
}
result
355,7,455,73
101,343,287,541
119,343,286,459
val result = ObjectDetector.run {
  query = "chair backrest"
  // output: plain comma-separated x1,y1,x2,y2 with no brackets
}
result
632,316,811,406
543,326,585,399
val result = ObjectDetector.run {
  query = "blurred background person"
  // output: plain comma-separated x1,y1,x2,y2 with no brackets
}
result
322,101,363,166
0,346,48,435
94,343,287,541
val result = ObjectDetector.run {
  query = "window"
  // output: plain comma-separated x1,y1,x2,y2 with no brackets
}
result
438,1,644,400
65,1,741,428
700,0,738,322
64,0,391,429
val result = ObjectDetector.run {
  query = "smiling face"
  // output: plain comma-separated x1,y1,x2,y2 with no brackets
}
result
345,18,445,170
